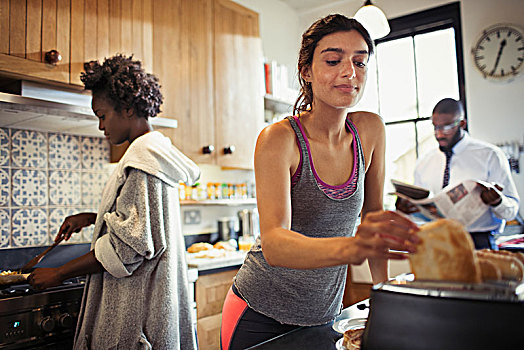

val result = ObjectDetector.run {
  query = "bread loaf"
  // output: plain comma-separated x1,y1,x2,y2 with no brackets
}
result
408,219,482,283
475,250,524,282
477,257,502,281
187,242,213,253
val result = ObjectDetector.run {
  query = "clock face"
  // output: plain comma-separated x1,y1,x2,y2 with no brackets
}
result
472,24,524,80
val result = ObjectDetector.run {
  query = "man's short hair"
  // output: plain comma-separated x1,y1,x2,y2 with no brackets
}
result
432,98,464,119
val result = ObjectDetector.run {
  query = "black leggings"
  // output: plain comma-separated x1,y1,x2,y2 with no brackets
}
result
221,284,302,350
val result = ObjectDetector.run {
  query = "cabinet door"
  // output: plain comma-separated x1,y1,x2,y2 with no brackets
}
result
71,0,154,85
165,0,216,164
0,0,70,84
214,0,264,169
151,0,190,152
197,313,222,350
195,269,237,319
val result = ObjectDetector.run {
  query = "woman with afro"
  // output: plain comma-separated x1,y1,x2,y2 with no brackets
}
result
28,54,200,350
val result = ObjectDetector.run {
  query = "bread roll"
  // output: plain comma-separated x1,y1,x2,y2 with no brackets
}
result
214,241,236,251
477,257,502,281
187,242,213,253
408,219,482,283
476,250,524,282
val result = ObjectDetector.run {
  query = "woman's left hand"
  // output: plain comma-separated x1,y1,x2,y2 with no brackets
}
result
355,210,420,257
28,268,64,290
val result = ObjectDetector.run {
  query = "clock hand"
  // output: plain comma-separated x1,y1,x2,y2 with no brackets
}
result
490,39,507,75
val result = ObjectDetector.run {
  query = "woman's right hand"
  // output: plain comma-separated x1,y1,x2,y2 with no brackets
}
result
55,213,96,242
349,210,420,264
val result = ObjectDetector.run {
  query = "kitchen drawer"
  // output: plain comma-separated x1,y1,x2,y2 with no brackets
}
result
196,269,237,319
197,313,222,350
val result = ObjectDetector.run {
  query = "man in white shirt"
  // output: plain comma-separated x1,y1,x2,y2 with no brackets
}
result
396,98,520,249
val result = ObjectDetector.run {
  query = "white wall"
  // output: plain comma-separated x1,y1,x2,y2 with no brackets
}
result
237,0,524,215
233,0,302,88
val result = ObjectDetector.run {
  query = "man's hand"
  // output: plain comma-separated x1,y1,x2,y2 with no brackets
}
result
479,183,504,207
395,197,420,214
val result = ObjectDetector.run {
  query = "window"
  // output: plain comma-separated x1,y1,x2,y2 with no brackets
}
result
350,2,466,209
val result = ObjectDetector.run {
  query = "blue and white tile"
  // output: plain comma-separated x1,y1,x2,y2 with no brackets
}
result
0,168,9,207
11,208,48,247
49,170,81,205
49,133,81,169
81,208,97,242
81,172,107,206
11,169,47,206
0,209,9,248
81,137,109,170
49,208,83,243
11,129,47,168
0,128,9,167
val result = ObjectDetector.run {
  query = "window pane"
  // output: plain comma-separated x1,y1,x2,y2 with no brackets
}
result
414,28,460,118
416,119,439,157
350,55,379,114
384,122,417,210
376,37,418,122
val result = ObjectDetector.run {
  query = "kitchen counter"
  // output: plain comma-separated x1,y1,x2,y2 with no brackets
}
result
186,250,247,272
248,299,369,350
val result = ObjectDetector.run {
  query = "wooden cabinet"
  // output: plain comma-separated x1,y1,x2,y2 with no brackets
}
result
0,0,70,84
0,0,154,86
158,0,264,169
213,0,264,169
1,0,263,169
195,268,238,350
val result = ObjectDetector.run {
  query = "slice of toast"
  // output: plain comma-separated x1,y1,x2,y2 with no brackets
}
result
409,219,481,283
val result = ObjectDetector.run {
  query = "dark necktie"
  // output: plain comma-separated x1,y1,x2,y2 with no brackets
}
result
442,150,453,188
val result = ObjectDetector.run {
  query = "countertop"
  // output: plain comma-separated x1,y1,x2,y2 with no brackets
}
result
186,250,247,271
248,299,370,350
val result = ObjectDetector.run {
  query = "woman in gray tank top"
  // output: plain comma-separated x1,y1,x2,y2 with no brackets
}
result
221,14,421,350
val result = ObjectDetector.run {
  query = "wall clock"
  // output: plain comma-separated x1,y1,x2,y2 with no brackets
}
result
471,23,524,80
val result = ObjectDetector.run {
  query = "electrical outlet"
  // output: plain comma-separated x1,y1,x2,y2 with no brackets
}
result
184,209,201,225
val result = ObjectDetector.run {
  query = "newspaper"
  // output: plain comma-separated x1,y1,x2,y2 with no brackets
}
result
391,179,492,227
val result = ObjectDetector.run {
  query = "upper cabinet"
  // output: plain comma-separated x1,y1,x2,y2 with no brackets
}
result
213,0,264,169
0,0,154,86
0,0,70,84
0,0,263,169
153,0,263,169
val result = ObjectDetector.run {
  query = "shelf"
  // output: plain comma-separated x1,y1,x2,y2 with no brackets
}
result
264,94,293,115
180,198,257,206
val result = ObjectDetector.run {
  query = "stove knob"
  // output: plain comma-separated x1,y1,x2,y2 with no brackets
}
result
59,313,74,328
40,316,56,332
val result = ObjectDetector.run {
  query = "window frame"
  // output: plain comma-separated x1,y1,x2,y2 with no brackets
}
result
375,2,467,155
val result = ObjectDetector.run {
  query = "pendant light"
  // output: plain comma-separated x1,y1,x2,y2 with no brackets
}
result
354,0,390,39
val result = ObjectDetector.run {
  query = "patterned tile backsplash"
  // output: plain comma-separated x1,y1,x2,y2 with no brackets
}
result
0,127,111,249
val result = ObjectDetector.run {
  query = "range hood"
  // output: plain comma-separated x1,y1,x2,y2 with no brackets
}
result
0,79,177,137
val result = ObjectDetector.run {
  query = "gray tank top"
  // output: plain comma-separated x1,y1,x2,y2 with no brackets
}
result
234,115,365,326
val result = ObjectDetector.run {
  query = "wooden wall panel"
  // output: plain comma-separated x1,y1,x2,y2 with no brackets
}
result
9,0,26,58
26,0,42,61
0,0,9,54
70,0,85,84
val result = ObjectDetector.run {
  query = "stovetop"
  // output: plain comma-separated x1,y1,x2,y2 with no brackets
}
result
0,277,86,300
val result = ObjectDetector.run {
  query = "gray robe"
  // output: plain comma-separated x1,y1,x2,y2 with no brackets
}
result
74,131,200,350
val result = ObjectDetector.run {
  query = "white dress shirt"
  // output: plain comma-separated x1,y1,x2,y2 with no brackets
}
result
414,132,520,233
